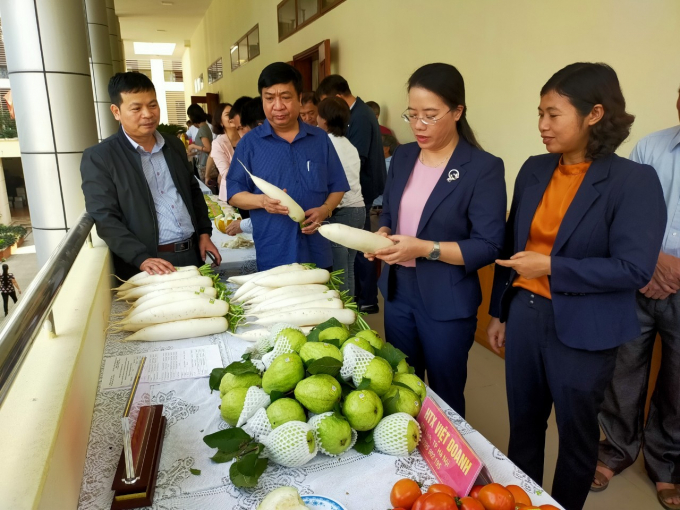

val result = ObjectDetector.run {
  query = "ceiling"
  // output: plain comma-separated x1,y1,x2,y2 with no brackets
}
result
114,0,212,61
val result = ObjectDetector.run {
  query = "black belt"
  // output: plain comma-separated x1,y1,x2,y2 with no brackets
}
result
158,237,194,253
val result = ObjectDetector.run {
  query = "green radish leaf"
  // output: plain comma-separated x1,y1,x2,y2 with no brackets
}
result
382,388,400,411
189,468,201,476
203,427,252,452
224,359,260,376
376,343,408,370
230,453,268,487
357,377,372,390
208,367,228,393
306,357,343,377
354,430,375,455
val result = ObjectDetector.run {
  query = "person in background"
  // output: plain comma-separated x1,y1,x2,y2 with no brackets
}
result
208,102,237,200
205,112,217,140
240,97,266,134
593,87,680,510
81,72,221,279
317,74,387,313
366,100,395,137
300,91,319,126
317,96,365,295
366,62,506,418
487,63,666,510
0,264,21,316
227,63,349,271
186,104,212,180
228,96,253,138
371,133,399,231
186,119,197,143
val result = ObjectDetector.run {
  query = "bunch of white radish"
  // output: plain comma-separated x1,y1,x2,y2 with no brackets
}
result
227,263,365,332
109,265,229,341
317,223,394,254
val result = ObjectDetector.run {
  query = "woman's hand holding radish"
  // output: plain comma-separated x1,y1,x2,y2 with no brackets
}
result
372,234,431,265
364,228,391,261
140,258,176,275
260,192,289,215
199,233,222,267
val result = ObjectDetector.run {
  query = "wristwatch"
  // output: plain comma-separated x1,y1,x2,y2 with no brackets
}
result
426,241,441,261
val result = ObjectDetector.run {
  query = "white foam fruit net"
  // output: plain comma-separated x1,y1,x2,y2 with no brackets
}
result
261,323,305,367
261,420,317,467
242,407,273,444
308,412,358,457
373,412,421,457
340,343,375,383
236,386,271,428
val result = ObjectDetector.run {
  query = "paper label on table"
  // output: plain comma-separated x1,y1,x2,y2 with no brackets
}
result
101,345,222,390
417,397,488,496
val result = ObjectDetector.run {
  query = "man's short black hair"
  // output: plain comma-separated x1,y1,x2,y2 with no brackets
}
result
187,103,207,124
366,100,380,117
258,62,303,95
382,134,399,156
301,91,318,106
241,98,266,129
228,96,253,120
108,72,156,106
316,74,351,98
318,97,350,137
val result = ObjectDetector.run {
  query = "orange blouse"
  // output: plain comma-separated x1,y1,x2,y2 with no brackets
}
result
513,158,591,298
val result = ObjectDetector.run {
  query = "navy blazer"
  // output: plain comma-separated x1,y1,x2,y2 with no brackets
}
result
378,139,507,321
490,152,667,351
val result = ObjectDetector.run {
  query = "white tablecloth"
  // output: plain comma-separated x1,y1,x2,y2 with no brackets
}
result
211,226,257,277
77,300,563,510
196,176,212,195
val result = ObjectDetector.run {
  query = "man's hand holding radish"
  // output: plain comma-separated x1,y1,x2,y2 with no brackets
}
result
140,257,176,275
199,233,222,267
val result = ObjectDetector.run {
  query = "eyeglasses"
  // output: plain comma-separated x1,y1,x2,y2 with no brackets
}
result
401,109,452,126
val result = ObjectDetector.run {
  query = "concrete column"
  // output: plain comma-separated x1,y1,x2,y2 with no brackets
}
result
0,0,98,266
105,0,122,74
150,59,169,125
83,0,117,141
117,17,125,69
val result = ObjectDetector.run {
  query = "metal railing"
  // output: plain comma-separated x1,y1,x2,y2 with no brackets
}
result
0,211,95,407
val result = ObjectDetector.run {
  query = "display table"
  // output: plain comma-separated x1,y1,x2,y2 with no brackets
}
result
211,226,257,277
77,301,563,510
196,176,212,195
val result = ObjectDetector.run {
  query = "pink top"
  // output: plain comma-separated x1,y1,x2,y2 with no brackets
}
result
395,159,445,267
210,134,235,201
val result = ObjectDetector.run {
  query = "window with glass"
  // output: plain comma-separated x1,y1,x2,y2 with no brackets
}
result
231,25,260,71
277,0,345,41
208,58,223,84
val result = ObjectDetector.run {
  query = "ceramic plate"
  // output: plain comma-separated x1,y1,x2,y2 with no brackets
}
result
301,495,348,510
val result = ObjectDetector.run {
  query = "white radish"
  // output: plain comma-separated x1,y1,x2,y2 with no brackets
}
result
248,298,344,319
236,285,269,305
238,159,306,223
115,268,199,291
244,284,329,307
125,317,228,342
252,308,356,327
119,299,229,326
115,265,199,291
232,266,307,300
249,290,340,315
128,292,215,319
230,328,271,342
132,286,217,307
227,263,302,286
117,276,214,301
318,223,394,253
256,268,330,288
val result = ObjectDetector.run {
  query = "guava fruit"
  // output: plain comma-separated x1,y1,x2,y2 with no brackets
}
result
262,353,305,394
220,387,248,426
342,389,383,431
219,372,262,397
382,385,421,417
393,373,427,402
373,412,421,455
294,374,342,413
318,326,351,345
355,329,385,350
299,342,343,366
256,486,307,510
360,357,393,396
340,336,375,354
277,328,307,353
315,413,353,455
266,397,306,428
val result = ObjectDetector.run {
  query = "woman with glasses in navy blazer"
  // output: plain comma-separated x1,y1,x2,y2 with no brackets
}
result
487,63,666,510
366,63,507,417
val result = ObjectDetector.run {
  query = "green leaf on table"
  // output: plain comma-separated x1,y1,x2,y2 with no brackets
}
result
306,317,344,343
224,358,260,376
208,367,228,393
189,468,201,476
210,450,238,463
241,352,252,361
354,430,375,455
356,377,372,391
230,452,268,488
376,343,408,370
306,357,342,377
203,427,252,452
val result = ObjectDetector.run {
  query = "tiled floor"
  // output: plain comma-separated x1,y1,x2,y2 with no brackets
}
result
364,298,660,510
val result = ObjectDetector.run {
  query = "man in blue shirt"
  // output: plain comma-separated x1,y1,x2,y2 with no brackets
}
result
227,63,349,271
595,88,680,508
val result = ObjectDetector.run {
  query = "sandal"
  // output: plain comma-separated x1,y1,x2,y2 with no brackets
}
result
590,461,613,492
657,487,680,510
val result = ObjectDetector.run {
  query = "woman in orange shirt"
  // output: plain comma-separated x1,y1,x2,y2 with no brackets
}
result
487,63,666,510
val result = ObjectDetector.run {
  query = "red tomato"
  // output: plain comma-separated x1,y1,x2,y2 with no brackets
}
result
412,494,432,510
505,485,531,506
458,496,486,510
469,485,484,499
390,479,422,510
478,483,516,510
427,484,458,499
419,492,457,510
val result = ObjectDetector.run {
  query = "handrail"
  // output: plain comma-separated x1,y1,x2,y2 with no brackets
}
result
0,210,95,407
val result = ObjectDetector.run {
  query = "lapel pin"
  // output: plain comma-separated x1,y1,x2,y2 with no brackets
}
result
447,169,460,182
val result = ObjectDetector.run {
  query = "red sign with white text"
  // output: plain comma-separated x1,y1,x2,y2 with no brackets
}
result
417,397,489,496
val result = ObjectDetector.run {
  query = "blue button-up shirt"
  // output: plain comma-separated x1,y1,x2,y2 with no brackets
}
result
227,119,350,270
630,125,680,257
123,130,195,244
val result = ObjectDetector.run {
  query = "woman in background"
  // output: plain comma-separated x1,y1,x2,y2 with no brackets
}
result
208,102,238,200
186,104,212,180
1,263,21,316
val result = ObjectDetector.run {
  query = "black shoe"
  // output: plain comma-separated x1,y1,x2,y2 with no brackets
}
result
359,304,379,314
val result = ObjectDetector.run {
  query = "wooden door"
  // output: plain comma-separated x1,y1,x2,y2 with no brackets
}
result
206,93,220,119
292,39,331,91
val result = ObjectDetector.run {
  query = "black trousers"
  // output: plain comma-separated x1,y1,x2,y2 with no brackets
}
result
599,291,680,484
2,290,17,315
354,203,379,306
505,289,618,510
